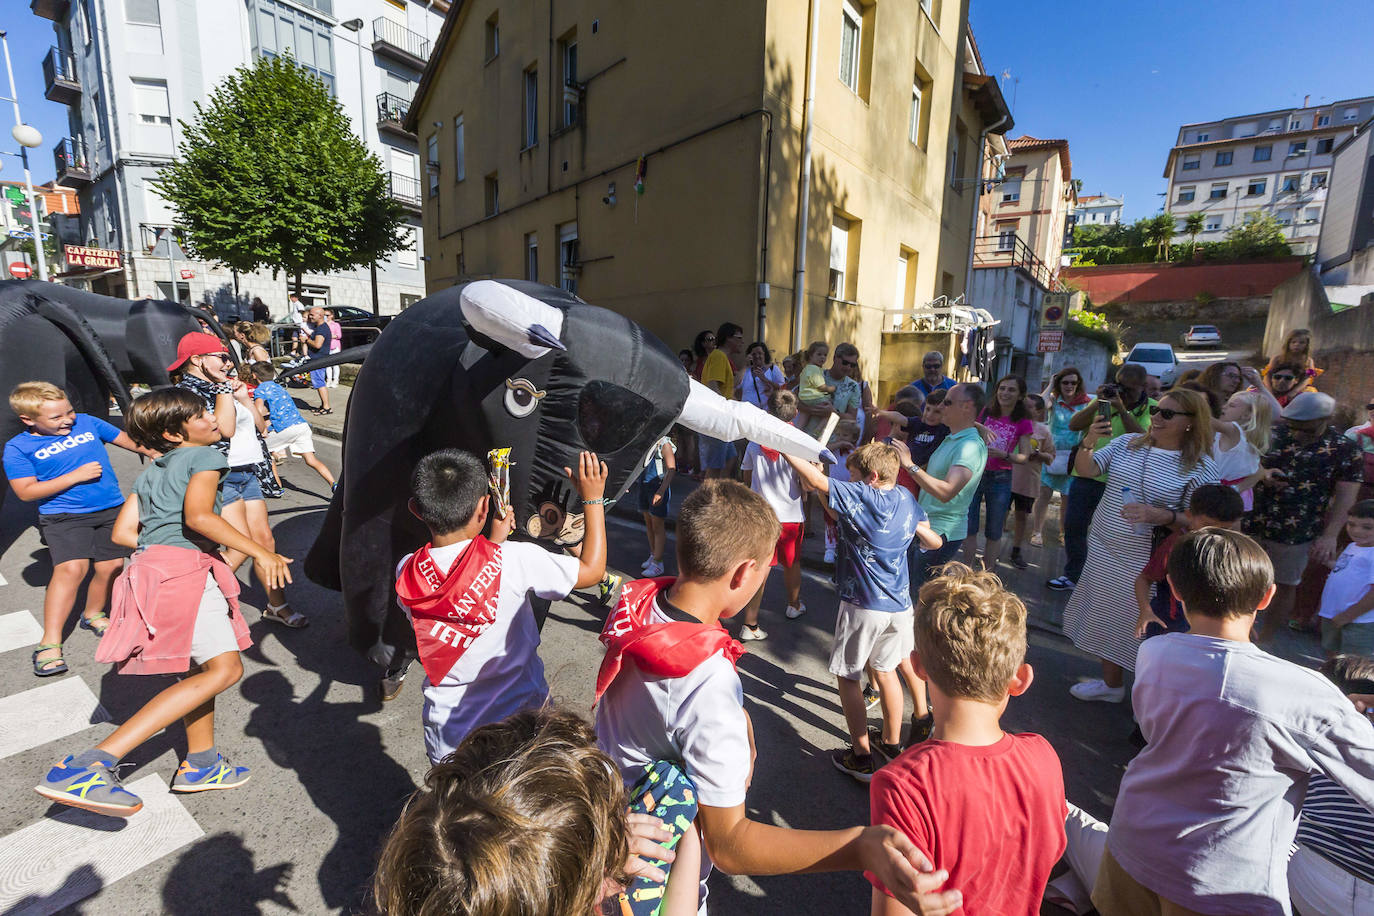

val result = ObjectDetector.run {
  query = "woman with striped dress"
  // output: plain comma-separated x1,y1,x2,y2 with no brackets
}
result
1063,387,1220,703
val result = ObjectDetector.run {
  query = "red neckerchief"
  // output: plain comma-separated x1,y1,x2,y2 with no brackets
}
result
395,538,504,684
594,577,744,702
760,447,781,461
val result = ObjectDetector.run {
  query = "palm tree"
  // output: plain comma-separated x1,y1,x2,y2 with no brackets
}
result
1184,212,1206,259
1148,213,1177,262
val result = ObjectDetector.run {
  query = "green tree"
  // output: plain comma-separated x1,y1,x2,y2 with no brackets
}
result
155,54,405,292
1145,212,1176,261
1183,212,1206,259
1224,212,1291,260
17,228,60,268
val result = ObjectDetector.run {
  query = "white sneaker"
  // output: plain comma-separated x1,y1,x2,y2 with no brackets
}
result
644,561,665,577
640,556,655,571
739,625,767,641
785,602,806,619
823,548,836,564
1069,679,1125,703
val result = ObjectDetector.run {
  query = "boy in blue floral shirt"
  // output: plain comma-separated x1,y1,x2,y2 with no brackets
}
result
786,442,942,782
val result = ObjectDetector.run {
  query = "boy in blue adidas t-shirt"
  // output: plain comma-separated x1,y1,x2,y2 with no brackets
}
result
3,382,152,677
786,441,942,783
248,362,335,491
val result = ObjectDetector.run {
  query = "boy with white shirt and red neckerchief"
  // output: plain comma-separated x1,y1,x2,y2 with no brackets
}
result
594,480,963,915
738,388,806,640
394,448,609,765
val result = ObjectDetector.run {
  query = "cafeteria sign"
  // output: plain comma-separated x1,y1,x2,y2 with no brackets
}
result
65,245,122,269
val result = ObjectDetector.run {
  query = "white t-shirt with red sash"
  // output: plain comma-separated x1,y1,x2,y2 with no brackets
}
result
742,441,804,523
396,536,579,764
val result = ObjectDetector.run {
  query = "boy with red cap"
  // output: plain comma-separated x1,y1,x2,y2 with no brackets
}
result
395,448,608,765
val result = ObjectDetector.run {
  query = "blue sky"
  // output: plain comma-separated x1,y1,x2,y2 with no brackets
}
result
7,2,1374,222
970,0,1374,221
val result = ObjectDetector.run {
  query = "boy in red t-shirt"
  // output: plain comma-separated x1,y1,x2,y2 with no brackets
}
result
869,562,1066,916
1133,484,1244,639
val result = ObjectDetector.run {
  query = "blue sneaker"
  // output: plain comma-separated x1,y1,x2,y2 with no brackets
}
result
171,754,251,793
34,756,143,817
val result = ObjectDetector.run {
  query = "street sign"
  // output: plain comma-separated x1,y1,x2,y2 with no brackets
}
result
179,268,195,279
8,262,32,279
1040,292,1070,330
1037,330,1063,353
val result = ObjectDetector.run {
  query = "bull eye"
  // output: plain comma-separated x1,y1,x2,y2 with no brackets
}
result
504,377,546,418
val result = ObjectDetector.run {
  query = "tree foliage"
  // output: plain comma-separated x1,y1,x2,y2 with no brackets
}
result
1069,211,1291,266
1224,212,1291,260
155,55,406,286
1183,212,1206,258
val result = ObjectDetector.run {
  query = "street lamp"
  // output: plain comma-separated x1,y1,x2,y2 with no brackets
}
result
0,31,49,282
336,17,380,316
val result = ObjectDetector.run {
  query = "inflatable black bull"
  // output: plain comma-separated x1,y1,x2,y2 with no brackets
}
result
304,280,829,673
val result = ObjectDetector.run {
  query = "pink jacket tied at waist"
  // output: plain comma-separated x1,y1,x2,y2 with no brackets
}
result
98,544,252,674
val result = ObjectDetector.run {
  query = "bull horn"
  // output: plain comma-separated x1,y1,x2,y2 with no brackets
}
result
460,281,566,358
677,378,834,464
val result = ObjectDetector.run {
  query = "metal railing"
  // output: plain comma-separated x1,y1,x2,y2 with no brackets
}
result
53,136,89,177
42,46,78,90
372,17,430,61
376,91,411,127
387,171,421,206
973,234,1064,292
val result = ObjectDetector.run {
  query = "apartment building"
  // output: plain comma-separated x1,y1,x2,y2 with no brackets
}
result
1162,96,1374,256
1073,193,1122,226
406,0,1010,373
981,135,1075,271
31,0,444,315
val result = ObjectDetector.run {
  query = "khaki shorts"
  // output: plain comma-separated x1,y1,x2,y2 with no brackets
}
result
1256,538,1313,587
828,602,913,680
266,421,316,457
189,576,239,665
1092,847,1208,916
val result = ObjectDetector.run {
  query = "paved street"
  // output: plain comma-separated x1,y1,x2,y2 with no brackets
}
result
0,392,1322,915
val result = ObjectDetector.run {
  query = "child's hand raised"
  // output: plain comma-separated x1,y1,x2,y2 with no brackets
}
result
566,451,608,501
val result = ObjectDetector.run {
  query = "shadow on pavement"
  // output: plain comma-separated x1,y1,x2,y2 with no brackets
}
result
162,832,295,916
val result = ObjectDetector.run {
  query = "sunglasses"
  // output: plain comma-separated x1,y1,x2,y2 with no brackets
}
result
1149,406,1193,420
1366,403,1374,411
703,336,716,343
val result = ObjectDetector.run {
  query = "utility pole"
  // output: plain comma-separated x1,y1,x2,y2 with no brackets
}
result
0,31,49,281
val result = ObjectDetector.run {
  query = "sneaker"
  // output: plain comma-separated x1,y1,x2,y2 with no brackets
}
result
1046,576,1076,591
863,684,881,710
1010,549,1029,570
867,727,902,762
1069,679,1126,703
643,561,665,577
380,659,411,702
171,754,251,793
785,602,806,619
739,624,767,641
35,756,143,817
823,547,836,564
640,556,656,572
598,573,623,604
832,747,878,783
908,713,935,747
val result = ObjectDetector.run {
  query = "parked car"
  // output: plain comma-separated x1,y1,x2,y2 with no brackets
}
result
270,305,391,356
1124,342,1179,385
1181,324,1222,348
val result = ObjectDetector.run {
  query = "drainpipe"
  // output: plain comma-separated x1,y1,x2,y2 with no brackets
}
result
964,113,1010,310
790,0,820,352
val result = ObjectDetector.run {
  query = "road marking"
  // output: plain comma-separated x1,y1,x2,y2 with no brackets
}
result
0,775,203,916
0,678,110,761
0,571,8,586
0,611,43,654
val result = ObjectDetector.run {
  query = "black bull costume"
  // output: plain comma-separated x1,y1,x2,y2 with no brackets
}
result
0,278,829,674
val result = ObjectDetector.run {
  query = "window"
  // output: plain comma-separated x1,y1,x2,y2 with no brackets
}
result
558,223,579,294
79,0,93,45
1311,172,1327,189
1316,137,1334,154
395,226,418,268
454,115,465,181
522,67,538,149
829,215,850,298
1253,144,1272,162
1214,150,1233,166
1275,210,1294,226
1247,178,1266,196
1288,141,1307,157
1305,207,1321,224
1281,175,1299,193
132,79,171,125
1208,183,1227,200
1181,155,1200,170
124,0,159,25
1194,132,1209,143
250,0,336,94
892,249,916,322
1204,215,1222,231
909,80,922,145
1176,186,1195,204
1344,107,1360,121
996,221,1017,251
484,173,499,216
838,0,861,92
1000,177,1022,204
525,233,538,282
426,134,438,197
559,36,579,128
1317,114,1331,127
484,13,499,61
1290,118,1302,131
400,293,421,310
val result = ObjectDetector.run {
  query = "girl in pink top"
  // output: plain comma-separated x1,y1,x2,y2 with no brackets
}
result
962,376,1033,569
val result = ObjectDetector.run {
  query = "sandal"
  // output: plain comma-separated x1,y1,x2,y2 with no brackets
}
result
1029,533,1044,547
33,643,68,677
263,603,309,628
313,408,333,416
79,612,110,637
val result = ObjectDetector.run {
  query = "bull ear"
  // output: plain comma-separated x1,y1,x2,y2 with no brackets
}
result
676,379,835,464
460,281,566,358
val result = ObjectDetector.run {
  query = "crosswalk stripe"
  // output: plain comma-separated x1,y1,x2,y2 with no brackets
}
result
0,775,204,916
0,571,8,586
0,611,44,655
0,678,110,761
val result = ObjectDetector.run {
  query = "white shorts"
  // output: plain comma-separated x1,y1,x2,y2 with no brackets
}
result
266,421,315,456
189,576,239,665
828,602,914,680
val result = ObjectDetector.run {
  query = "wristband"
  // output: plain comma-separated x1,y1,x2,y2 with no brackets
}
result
582,497,607,506
907,465,920,478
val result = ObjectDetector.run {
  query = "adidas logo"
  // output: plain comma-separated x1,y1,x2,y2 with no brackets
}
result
34,431,97,459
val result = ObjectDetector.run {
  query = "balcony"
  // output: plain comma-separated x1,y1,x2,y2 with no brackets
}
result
372,18,430,69
376,92,414,138
31,0,70,21
42,47,80,105
387,171,422,212
53,137,92,186
973,234,1064,292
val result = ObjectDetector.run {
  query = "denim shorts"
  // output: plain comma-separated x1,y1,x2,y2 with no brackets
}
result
221,468,264,506
700,436,737,471
967,468,1014,541
638,479,669,517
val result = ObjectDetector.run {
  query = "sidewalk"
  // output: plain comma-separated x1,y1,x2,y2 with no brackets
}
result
296,383,349,441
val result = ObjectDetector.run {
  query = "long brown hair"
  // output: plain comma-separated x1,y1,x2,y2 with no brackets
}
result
1131,386,1213,471
1278,328,1312,362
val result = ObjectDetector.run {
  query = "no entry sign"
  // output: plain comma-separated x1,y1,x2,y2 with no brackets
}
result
8,262,32,279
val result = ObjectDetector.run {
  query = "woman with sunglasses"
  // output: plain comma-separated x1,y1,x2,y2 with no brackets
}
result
1062,387,1219,704
690,330,716,381
1034,367,1093,546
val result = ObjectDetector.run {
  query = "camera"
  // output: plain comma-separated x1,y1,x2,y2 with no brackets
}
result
1100,385,1120,400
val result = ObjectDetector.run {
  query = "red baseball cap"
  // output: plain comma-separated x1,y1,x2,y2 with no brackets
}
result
167,332,230,372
